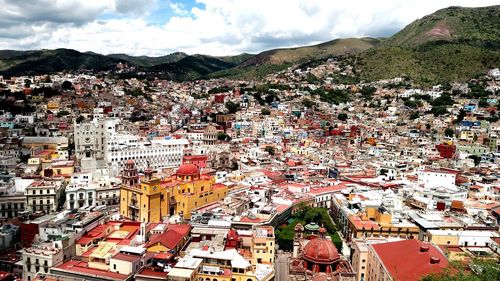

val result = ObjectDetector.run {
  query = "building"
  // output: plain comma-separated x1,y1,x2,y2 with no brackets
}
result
120,161,228,222
22,242,64,281
417,169,457,189
65,173,96,210
75,118,189,171
25,180,64,214
0,183,26,219
365,239,448,281
169,247,274,281
351,237,404,281
74,118,117,161
426,230,497,247
289,225,355,280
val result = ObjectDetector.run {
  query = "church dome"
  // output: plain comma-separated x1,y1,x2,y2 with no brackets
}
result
303,228,340,264
176,163,200,176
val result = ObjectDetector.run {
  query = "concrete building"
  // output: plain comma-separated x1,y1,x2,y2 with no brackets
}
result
120,161,228,222
22,242,64,281
365,239,448,281
25,180,64,214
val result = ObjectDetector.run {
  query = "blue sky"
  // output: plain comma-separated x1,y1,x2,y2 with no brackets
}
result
0,0,498,56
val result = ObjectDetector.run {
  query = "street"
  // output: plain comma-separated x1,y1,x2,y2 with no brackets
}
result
275,251,291,281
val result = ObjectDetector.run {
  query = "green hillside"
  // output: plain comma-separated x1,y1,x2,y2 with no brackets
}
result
0,49,123,76
107,52,188,67
356,5,500,85
240,37,380,67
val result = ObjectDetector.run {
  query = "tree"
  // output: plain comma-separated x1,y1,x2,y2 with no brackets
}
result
264,146,275,156
468,155,481,166
456,109,466,123
444,128,455,138
410,111,420,120
302,98,315,108
430,105,448,116
61,80,73,90
24,79,31,88
422,259,500,281
217,132,231,141
478,98,489,108
338,113,348,121
261,108,271,115
56,110,70,117
75,115,85,124
360,86,376,100
225,101,240,114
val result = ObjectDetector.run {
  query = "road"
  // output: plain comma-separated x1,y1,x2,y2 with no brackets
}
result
275,251,291,281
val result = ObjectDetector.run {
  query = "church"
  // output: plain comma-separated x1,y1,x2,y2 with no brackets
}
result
289,223,356,281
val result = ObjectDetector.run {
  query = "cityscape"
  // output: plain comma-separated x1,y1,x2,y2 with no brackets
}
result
0,1,499,281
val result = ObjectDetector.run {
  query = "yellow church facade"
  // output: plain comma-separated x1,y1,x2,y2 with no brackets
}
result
120,161,228,222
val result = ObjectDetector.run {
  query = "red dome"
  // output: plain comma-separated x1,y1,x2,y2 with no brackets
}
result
303,231,340,264
177,163,200,176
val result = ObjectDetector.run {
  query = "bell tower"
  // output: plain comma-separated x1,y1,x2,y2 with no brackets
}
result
122,160,139,187
293,223,304,258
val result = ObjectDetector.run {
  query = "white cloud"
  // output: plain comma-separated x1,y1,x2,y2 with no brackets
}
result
169,2,189,16
0,0,498,55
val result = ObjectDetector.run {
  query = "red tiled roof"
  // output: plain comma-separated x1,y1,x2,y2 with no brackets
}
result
136,268,168,278
154,252,173,260
145,224,190,250
54,260,130,280
112,252,141,263
372,240,449,281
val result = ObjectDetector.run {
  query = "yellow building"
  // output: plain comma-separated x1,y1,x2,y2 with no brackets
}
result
169,248,273,281
40,160,74,178
120,161,228,222
47,100,60,111
426,230,460,246
347,207,420,239
250,226,275,265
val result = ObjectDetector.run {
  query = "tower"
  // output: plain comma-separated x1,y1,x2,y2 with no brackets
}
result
122,160,139,187
293,223,304,258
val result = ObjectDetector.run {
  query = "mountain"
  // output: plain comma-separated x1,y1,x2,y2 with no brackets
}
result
146,55,238,81
356,5,500,85
0,49,123,76
107,52,188,67
1,6,498,83
239,37,380,68
215,53,255,65
383,6,500,48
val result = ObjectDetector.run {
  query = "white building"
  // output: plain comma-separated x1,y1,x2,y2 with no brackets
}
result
74,118,119,161
75,118,189,171
417,169,456,189
25,180,64,214
22,242,64,281
427,230,497,247
106,137,189,171
66,173,97,210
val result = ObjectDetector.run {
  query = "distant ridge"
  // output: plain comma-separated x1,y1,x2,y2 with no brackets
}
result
0,5,499,84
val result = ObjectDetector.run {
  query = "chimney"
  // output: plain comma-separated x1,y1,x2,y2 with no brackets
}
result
420,245,430,252
144,169,153,180
430,257,440,264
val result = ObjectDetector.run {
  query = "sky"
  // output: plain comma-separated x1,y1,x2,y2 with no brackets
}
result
0,0,498,56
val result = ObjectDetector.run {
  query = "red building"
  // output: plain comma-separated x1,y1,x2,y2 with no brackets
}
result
436,143,456,159
370,239,449,281
224,229,241,249
20,223,39,247
183,155,208,169
214,94,226,103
